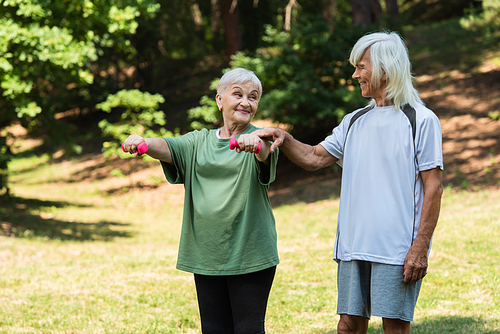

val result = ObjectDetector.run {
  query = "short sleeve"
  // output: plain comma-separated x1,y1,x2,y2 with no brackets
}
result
416,110,444,172
160,131,198,184
257,147,279,185
319,112,355,167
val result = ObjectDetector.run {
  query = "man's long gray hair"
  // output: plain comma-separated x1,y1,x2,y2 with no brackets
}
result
349,31,423,110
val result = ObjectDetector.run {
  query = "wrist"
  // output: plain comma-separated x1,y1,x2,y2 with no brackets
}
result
412,237,431,251
281,130,293,147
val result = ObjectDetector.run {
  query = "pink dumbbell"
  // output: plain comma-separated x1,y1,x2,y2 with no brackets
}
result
122,142,149,155
229,138,261,154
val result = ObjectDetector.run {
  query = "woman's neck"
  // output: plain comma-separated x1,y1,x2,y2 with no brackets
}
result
219,122,250,139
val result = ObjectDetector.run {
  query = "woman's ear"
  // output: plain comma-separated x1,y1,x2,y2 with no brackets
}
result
215,94,223,111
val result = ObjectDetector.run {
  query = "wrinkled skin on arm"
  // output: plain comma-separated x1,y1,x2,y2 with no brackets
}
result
403,167,443,284
252,127,338,171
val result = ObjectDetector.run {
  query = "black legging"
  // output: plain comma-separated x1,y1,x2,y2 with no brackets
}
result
194,266,277,334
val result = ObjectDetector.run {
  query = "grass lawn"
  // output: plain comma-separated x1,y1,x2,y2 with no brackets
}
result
1,149,499,334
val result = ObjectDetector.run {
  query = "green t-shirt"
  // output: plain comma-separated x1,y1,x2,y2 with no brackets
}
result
161,124,279,275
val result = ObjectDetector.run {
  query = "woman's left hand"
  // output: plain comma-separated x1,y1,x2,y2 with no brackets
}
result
234,134,271,164
234,134,261,153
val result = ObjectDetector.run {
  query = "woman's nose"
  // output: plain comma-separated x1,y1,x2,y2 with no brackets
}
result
239,97,249,107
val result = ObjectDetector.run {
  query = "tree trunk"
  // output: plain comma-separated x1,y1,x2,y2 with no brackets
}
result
221,0,242,59
284,0,301,31
350,0,372,26
190,2,205,42
322,0,336,32
384,0,400,28
211,0,221,51
369,0,383,23
350,0,384,27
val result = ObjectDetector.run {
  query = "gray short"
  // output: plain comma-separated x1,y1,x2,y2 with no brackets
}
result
337,260,422,321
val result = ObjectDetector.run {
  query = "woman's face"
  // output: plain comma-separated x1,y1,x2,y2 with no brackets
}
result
216,81,260,126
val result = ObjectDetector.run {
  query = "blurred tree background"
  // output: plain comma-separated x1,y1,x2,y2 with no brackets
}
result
0,0,495,197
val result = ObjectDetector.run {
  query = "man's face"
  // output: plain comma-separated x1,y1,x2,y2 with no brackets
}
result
352,48,387,105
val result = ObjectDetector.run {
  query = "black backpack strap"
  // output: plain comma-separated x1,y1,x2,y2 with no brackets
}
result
402,103,416,141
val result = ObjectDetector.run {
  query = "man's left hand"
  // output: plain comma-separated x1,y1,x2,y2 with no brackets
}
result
403,243,428,284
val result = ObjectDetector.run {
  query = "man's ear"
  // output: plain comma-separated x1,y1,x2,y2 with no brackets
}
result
381,69,387,83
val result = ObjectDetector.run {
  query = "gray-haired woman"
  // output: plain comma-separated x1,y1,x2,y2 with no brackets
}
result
122,68,279,334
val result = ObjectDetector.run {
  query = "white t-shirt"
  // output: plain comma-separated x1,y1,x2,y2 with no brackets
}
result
320,103,443,265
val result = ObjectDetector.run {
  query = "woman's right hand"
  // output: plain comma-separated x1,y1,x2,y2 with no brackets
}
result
122,136,173,164
122,135,146,156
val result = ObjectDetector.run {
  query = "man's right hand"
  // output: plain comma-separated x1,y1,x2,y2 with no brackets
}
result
253,127,338,171
252,127,286,153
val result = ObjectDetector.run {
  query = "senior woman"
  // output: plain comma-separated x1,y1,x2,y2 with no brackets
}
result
122,68,279,334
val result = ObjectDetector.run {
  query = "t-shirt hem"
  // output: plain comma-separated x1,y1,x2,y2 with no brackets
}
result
176,259,279,276
334,254,405,266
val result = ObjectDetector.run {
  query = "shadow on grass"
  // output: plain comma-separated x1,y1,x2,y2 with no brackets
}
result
316,316,499,333
101,183,162,196
0,196,131,241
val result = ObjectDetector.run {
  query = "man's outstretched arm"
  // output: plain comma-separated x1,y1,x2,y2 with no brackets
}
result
253,127,338,171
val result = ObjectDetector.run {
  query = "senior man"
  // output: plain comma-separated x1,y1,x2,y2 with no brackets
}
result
254,31,444,334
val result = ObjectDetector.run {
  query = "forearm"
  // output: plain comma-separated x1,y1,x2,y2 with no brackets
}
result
253,127,338,170
255,139,271,165
403,167,443,283
123,135,173,163
279,130,335,171
414,173,443,250
144,138,172,163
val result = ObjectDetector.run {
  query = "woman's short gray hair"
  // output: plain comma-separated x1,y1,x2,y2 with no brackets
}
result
349,31,422,109
217,68,263,99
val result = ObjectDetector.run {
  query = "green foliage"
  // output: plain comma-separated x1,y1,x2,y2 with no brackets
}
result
97,89,176,157
0,135,13,196
189,15,367,142
188,95,220,130
460,0,500,35
0,0,161,195
187,79,220,130
488,111,500,120
0,0,160,120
